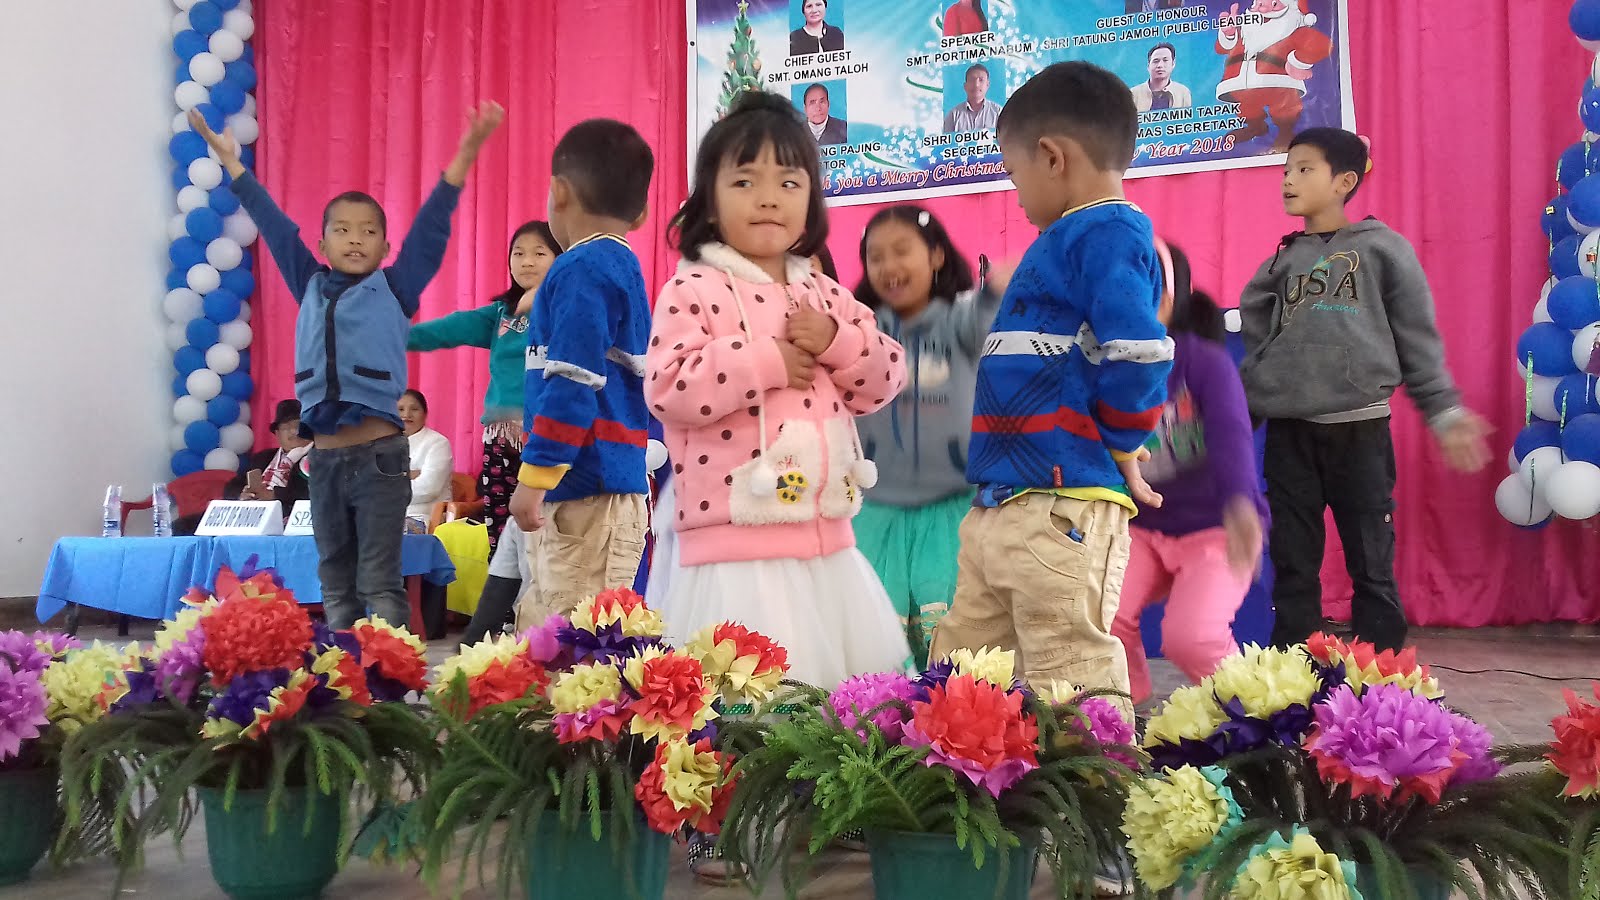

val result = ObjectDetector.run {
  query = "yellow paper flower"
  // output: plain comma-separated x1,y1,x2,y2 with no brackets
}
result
654,738,722,814
1143,680,1226,748
550,662,625,714
569,589,663,638
621,646,716,743
432,633,529,692
153,601,215,655
1233,831,1361,900
1210,646,1320,720
41,642,134,733
1339,656,1442,700
1121,766,1233,890
948,646,1016,688
684,624,788,706
1042,680,1083,705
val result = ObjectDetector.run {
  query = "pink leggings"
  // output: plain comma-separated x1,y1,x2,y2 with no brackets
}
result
1112,526,1251,704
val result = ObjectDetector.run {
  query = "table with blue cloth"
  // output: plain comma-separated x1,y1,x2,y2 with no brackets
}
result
36,535,456,635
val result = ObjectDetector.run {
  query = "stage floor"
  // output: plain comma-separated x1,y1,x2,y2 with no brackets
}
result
8,627,1594,900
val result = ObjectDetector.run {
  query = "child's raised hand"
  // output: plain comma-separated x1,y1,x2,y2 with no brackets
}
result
185,108,244,176
1222,496,1263,580
1116,448,1163,508
1436,410,1493,474
461,101,506,149
775,338,818,390
983,257,1018,297
786,307,838,357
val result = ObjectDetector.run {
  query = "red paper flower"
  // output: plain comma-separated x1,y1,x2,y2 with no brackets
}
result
200,593,314,685
587,588,648,627
462,657,548,718
351,621,429,694
632,738,736,835
635,748,691,834
245,674,314,739
1305,632,1349,665
312,647,372,707
902,675,1039,796
623,650,714,743
1549,682,1600,799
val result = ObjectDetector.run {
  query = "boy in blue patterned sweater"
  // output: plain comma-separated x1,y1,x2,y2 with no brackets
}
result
929,62,1174,701
509,120,655,623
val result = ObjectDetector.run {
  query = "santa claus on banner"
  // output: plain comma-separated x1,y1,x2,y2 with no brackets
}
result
1215,0,1333,152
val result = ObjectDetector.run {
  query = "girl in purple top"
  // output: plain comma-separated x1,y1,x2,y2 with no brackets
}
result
1112,241,1268,706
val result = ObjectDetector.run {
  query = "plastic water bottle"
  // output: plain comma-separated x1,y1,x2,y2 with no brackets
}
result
151,483,173,538
101,486,123,538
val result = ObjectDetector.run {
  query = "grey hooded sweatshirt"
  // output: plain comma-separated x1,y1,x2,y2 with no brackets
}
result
1237,218,1463,429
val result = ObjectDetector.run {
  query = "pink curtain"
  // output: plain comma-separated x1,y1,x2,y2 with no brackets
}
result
252,1,1600,626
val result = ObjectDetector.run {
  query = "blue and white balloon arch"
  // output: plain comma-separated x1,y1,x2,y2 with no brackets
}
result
163,0,260,477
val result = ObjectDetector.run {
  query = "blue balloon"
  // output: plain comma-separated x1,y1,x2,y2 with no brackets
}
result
173,29,209,61
186,317,221,349
209,186,240,216
192,102,225,132
174,345,206,376
206,395,241,426
188,1,224,35
1556,373,1600,419
172,450,206,477
1513,420,1564,461
1563,412,1600,465
214,0,240,8
208,80,246,115
1573,0,1600,39
1560,143,1591,189
185,421,222,454
171,165,192,191
237,350,251,372
1571,173,1600,229
221,371,254,400
177,60,191,86
1584,86,1600,136
224,59,257,92
173,374,190,397
168,130,208,166
239,146,256,170
1545,196,1578,242
1547,276,1600,329
169,237,207,271
203,289,242,323
167,268,189,291
220,268,255,298
237,251,254,271
1553,234,1586,280
1518,322,1580,377
242,44,254,66
186,207,225,243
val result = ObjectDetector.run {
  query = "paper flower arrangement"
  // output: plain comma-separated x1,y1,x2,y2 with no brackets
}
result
0,629,90,768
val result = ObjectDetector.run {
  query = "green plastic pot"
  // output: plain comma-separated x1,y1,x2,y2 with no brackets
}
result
0,766,58,886
200,786,342,900
524,809,671,900
865,829,1038,900
1353,863,1452,900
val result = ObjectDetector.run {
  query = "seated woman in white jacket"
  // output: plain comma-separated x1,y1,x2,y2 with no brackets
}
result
399,389,454,525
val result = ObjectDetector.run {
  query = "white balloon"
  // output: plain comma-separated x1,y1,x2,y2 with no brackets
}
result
219,320,253,350
1584,37,1600,53
165,322,191,352
236,401,250,425
177,184,210,213
174,395,207,425
1508,448,1520,474
187,157,223,191
236,0,252,13
186,368,223,402
1575,323,1600,371
220,423,254,454
205,343,241,375
163,287,203,322
1530,375,1562,422
1582,233,1600,279
1542,275,1558,302
1534,296,1554,325
175,81,210,112
1547,460,1600,519
226,114,259,146
223,210,258,245
172,10,191,35
1519,445,1565,492
168,212,191,242
1570,208,1600,236
206,237,243,271
208,30,244,62
241,93,256,117
187,263,221,294
1495,473,1553,527
172,111,193,135
223,8,255,40
645,439,669,473
188,52,226,87
204,448,241,472
1223,308,1242,333
237,300,252,323
175,0,199,8
171,425,191,453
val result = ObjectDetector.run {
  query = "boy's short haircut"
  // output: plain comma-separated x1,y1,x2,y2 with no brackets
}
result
995,61,1137,173
552,119,655,221
322,191,387,235
1288,127,1369,202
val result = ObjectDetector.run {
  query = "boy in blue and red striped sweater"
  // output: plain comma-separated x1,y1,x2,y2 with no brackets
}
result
929,62,1174,703
508,119,655,624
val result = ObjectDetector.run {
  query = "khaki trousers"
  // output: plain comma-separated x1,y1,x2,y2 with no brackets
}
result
516,493,647,626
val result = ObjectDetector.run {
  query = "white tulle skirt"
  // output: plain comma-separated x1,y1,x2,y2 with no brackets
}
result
649,480,912,689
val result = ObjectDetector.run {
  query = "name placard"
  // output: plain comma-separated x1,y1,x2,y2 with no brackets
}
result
195,500,284,536
283,500,314,536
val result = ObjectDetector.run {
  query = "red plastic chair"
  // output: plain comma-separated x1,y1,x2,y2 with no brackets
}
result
120,470,236,530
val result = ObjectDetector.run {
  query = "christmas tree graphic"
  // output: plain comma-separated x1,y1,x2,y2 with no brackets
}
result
717,0,764,118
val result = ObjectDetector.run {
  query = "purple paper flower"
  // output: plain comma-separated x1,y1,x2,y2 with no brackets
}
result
830,672,919,743
111,659,167,713
206,668,293,729
916,660,956,696
1213,696,1316,755
311,621,362,659
365,670,412,704
0,630,79,675
1446,708,1501,784
521,615,567,666
0,662,49,762
1080,697,1138,768
1147,734,1228,771
1306,683,1473,804
557,622,659,666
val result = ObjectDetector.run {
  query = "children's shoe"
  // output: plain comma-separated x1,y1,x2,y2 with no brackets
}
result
1093,849,1134,897
687,832,748,886
835,828,868,852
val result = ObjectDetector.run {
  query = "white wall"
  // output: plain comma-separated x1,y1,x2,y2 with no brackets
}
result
0,1,175,597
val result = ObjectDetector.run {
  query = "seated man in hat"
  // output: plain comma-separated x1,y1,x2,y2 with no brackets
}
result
175,400,313,534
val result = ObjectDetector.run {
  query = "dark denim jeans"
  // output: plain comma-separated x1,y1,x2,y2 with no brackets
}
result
307,434,412,629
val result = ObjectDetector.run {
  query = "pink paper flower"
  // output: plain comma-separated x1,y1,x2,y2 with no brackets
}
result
829,672,918,742
1305,683,1482,805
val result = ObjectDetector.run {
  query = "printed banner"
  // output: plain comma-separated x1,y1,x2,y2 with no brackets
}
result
688,0,1354,206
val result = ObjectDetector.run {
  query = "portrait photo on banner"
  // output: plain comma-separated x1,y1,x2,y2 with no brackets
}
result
795,80,850,146
789,0,844,57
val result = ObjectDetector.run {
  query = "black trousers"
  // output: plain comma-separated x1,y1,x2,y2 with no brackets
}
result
1264,418,1407,651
